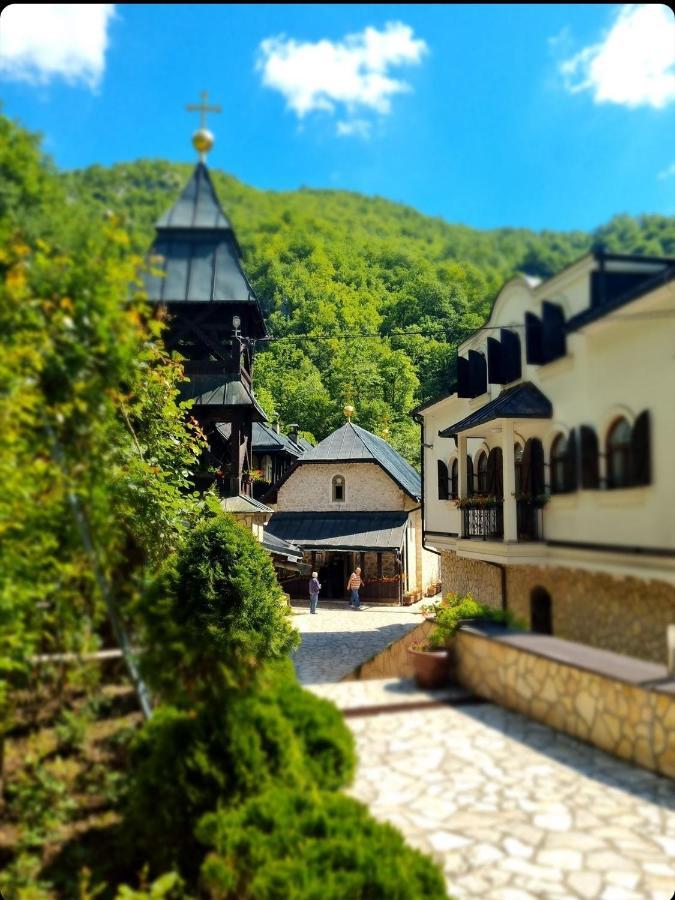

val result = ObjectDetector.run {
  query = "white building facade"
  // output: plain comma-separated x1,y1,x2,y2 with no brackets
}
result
414,250,675,662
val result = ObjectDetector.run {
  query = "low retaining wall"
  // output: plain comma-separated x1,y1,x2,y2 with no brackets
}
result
342,619,434,681
456,628,675,780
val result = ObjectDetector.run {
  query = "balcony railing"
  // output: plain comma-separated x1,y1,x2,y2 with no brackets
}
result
462,504,504,540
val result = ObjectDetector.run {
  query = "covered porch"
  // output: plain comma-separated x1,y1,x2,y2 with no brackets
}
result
265,510,410,602
439,382,553,543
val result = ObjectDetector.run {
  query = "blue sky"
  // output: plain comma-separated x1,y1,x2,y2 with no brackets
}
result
1,3,674,231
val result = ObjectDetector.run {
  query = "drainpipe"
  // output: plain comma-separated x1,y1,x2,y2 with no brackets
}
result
413,412,441,558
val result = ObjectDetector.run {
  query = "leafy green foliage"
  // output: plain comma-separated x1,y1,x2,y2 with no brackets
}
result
197,788,448,900
426,593,524,648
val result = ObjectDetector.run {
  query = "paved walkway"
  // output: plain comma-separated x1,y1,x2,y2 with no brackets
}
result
295,611,675,898
291,600,425,684
345,693,675,900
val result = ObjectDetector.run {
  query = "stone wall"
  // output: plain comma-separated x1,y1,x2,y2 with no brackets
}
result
277,462,410,512
440,551,675,664
343,619,434,681
441,551,502,609
455,629,675,779
506,566,675,665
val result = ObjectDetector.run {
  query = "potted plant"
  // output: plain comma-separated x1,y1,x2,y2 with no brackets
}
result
409,594,520,688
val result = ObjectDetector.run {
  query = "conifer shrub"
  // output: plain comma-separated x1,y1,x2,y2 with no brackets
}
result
137,514,300,703
125,515,356,874
196,788,449,900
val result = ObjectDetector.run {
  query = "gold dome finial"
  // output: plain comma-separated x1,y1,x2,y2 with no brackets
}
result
343,404,355,421
186,90,222,161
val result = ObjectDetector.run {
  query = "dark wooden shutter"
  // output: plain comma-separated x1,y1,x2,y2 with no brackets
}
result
500,329,522,383
457,356,471,397
451,459,458,498
487,337,503,384
530,439,545,495
520,440,532,495
525,313,545,364
631,410,651,486
468,350,487,397
486,447,503,497
542,301,566,362
579,426,599,489
437,460,449,500
563,428,577,492
466,455,474,496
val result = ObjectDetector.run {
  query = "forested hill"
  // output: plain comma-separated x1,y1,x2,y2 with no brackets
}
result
61,159,675,462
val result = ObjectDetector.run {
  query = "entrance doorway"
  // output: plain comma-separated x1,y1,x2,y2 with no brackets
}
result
530,587,553,635
322,554,347,599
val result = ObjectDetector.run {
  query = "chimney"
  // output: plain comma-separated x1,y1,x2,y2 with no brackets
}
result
288,423,299,445
273,420,280,434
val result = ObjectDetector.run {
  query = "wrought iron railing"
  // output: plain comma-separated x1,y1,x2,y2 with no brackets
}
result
462,504,504,540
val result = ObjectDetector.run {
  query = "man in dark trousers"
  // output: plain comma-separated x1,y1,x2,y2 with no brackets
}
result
308,571,322,614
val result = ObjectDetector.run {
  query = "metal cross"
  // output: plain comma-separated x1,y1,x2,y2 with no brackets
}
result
186,90,222,130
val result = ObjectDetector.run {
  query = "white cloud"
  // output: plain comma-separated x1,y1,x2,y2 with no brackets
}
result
256,21,427,134
0,4,115,89
559,5,675,109
658,162,675,179
336,118,371,139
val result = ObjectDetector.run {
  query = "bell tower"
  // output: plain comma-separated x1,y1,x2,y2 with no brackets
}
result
144,93,268,497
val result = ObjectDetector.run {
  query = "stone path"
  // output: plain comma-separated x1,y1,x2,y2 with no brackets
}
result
291,601,425,684
345,694,675,900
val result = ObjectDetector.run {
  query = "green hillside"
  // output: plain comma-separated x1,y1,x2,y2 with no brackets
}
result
61,159,675,462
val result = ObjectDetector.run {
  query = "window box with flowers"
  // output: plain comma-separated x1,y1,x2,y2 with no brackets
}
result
454,495,502,510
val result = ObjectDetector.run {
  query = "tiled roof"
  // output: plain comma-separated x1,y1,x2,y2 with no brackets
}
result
439,382,552,437
261,529,304,561
156,163,232,230
220,494,272,514
300,422,421,500
182,373,266,418
265,510,409,551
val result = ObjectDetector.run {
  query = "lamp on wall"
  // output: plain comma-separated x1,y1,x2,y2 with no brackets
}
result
232,315,241,334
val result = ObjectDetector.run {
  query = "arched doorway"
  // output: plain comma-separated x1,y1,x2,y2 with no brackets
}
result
530,587,553,635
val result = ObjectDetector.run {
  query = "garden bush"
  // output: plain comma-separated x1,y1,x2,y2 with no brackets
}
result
124,661,356,873
197,787,448,900
427,593,524,648
137,514,299,704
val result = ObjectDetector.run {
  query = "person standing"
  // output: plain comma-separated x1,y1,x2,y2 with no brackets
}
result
308,571,322,614
347,566,363,610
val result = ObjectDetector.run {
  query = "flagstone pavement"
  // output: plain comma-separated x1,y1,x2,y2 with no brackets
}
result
294,606,675,899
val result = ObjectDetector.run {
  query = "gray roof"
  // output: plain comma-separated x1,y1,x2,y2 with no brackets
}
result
261,529,304,562
182,373,266,418
220,494,272,514
143,163,266,335
156,163,232,230
266,510,409,551
252,422,303,457
439,382,552,437
300,422,421,500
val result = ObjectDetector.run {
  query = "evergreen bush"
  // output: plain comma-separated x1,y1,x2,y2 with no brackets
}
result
197,787,449,900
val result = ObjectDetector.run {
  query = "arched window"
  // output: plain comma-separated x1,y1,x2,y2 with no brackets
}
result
437,460,449,500
514,443,524,493
607,418,632,489
332,474,345,502
631,410,651,487
486,447,503,497
521,438,545,496
466,455,474,497
550,434,568,494
476,451,488,494
530,587,553,635
450,459,459,499
579,426,599,489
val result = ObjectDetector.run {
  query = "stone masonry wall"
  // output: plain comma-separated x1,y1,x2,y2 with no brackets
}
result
343,619,434,682
440,552,675,665
506,566,675,665
277,463,407,512
455,629,675,780
441,551,502,609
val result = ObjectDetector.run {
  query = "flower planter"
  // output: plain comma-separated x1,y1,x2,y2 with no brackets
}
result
408,644,454,689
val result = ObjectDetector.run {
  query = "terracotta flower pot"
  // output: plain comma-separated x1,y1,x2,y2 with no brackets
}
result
408,645,453,689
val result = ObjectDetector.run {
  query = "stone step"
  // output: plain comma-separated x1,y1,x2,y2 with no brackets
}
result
305,677,478,717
